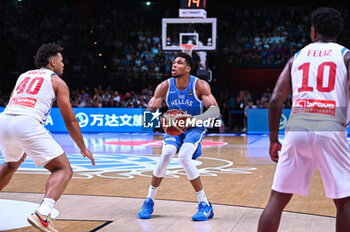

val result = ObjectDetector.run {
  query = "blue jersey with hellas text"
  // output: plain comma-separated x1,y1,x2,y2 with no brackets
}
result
165,75,204,116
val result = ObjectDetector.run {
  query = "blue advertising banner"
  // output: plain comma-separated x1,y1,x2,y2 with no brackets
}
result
0,107,150,133
247,108,290,134
247,108,350,134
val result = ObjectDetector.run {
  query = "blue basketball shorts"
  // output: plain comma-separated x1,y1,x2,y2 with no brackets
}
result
163,127,207,160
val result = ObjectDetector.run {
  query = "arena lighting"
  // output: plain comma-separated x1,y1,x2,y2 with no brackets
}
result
146,1,151,6
98,53,102,57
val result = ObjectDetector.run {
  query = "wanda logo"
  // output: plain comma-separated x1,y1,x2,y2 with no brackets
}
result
293,99,336,116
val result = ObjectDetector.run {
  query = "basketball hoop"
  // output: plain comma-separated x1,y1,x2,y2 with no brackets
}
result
180,44,195,56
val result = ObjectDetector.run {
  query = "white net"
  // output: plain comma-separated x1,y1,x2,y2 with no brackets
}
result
180,44,195,56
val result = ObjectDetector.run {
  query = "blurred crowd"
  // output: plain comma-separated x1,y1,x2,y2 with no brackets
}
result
1,1,178,92
69,85,153,108
2,2,348,88
220,6,349,66
0,1,348,131
219,88,292,131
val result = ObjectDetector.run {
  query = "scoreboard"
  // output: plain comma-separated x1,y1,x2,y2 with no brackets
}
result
179,0,207,18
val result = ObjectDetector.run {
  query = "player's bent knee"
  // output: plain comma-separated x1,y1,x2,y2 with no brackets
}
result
66,166,73,179
60,160,73,180
6,155,26,170
162,145,177,158
178,154,199,180
153,145,177,177
44,153,72,172
178,154,190,166
162,153,173,160
6,162,21,170
161,152,173,161
153,158,168,177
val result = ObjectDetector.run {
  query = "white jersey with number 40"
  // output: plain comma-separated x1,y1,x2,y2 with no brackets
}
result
4,68,56,124
290,42,349,125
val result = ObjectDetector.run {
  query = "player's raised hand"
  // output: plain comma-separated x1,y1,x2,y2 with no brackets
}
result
269,140,281,163
81,147,95,166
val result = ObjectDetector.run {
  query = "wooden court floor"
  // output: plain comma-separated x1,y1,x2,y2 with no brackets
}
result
0,133,338,231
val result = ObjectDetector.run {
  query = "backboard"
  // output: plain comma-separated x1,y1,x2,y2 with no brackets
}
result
161,18,217,51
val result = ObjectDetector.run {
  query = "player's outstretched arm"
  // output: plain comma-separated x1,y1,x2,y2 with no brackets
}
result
268,57,293,162
52,75,95,166
194,79,220,121
147,80,168,111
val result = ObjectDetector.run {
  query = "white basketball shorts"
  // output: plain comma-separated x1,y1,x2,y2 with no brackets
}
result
0,114,64,167
272,119,350,199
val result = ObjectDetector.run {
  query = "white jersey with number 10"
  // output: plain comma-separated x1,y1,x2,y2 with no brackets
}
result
3,68,56,124
290,42,349,125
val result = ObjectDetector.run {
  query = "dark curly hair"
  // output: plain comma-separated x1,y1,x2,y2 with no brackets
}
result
34,43,64,68
176,52,194,71
311,7,343,38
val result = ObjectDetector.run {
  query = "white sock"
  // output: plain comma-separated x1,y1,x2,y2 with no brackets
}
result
38,198,56,216
196,190,209,205
147,185,159,201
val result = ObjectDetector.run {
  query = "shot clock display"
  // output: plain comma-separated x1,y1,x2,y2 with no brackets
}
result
180,0,206,9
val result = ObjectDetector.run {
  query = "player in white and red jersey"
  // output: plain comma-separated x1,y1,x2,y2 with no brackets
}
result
258,8,350,232
0,43,95,232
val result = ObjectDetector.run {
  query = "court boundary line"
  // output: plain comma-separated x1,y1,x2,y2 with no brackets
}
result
1,191,335,219
90,221,113,232
248,134,269,145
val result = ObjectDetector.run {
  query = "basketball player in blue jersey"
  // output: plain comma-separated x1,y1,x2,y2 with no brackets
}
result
138,53,220,221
